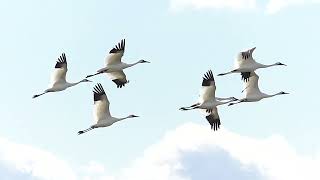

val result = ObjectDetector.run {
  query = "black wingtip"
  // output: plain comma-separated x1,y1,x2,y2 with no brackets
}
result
202,70,215,86
241,72,251,82
109,39,126,53
112,79,127,88
78,131,84,135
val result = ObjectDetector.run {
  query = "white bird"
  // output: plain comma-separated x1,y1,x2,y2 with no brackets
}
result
86,39,150,88
228,72,289,106
218,47,286,82
32,53,91,98
78,83,139,135
179,70,237,130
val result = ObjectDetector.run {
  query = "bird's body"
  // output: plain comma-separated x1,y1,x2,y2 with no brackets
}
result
229,72,288,106
180,70,237,130
78,83,139,135
32,53,91,98
86,39,150,88
218,47,286,81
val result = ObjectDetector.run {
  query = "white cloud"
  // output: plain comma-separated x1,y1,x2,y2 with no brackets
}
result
84,161,106,174
266,0,320,14
0,137,77,180
1,123,319,180
169,0,257,12
119,123,320,180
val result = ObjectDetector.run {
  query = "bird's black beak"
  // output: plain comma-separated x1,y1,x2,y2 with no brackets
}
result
283,92,289,94
143,60,150,63
133,115,139,117
280,63,287,66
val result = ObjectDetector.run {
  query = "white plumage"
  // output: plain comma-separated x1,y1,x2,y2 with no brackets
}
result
78,83,139,135
218,47,286,82
229,72,289,106
32,53,91,99
180,70,237,130
86,39,150,88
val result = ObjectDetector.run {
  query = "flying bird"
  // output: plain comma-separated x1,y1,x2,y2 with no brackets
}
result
179,70,237,131
78,83,139,135
217,47,286,82
32,53,91,98
86,39,150,88
228,72,289,106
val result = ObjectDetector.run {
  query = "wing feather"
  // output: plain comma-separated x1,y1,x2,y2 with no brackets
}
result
199,70,216,103
244,71,261,96
93,83,110,124
235,47,256,68
105,39,125,65
107,71,128,88
205,107,221,131
50,53,67,86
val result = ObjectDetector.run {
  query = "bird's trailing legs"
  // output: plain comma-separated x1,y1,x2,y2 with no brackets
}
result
228,99,246,106
86,71,104,78
179,103,200,111
217,69,238,76
32,92,47,99
216,97,238,101
78,126,95,135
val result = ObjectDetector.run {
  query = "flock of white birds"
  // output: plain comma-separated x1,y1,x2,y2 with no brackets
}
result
33,39,288,134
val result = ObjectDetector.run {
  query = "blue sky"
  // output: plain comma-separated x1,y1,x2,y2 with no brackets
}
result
0,0,320,179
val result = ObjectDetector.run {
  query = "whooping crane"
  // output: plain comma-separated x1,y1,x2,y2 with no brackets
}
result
217,47,286,82
32,53,91,98
86,39,150,88
179,70,237,130
78,83,139,135
228,72,289,106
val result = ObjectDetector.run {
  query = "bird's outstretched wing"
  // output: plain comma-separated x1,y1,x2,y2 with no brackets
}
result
234,47,256,82
237,47,256,62
107,70,128,88
50,53,68,86
243,71,261,96
93,83,111,123
105,39,125,65
205,107,221,131
199,70,216,104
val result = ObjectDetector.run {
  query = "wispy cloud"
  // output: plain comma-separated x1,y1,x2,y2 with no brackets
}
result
169,0,257,12
1,123,319,180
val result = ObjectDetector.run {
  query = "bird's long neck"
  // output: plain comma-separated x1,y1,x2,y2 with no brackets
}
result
258,62,278,69
116,116,130,122
67,80,84,87
127,61,140,67
263,92,281,98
